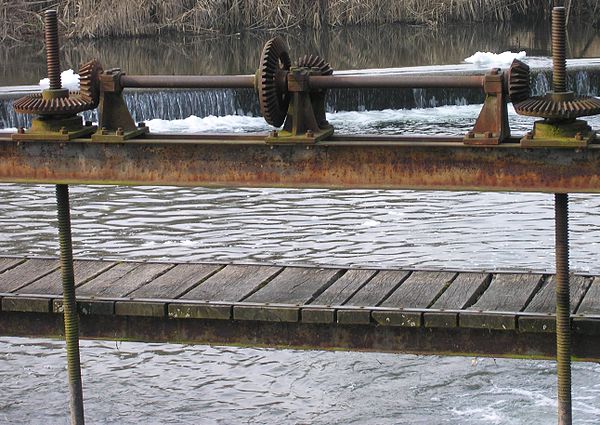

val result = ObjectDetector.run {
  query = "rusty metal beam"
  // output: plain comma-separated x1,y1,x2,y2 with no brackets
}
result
0,311,598,361
1,134,600,193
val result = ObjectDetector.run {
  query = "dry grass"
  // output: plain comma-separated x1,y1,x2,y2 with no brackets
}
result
1,0,599,41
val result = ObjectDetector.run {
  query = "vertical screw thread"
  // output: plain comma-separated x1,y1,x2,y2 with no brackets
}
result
555,193,572,425
44,10,62,90
56,184,85,425
552,7,567,93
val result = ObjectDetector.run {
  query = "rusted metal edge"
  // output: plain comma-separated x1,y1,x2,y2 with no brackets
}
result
0,310,598,361
1,136,600,192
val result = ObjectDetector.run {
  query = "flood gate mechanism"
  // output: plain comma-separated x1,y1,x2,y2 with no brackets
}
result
7,7,600,425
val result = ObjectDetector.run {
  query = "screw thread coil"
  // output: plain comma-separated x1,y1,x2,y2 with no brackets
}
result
56,184,85,425
44,10,62,90
552,7,567,93
555,193,572,425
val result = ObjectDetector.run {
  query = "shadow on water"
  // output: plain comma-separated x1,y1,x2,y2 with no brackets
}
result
2,20,600,86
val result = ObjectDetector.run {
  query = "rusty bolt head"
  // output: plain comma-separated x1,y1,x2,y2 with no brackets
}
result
306,130,314,138
59,127,68,135
467,131,475,139
485,131,493,138
17,127,25,134
525,131,533,140
269,130,278,138
575,132,584,141
116,127,124,136
101,126,108,135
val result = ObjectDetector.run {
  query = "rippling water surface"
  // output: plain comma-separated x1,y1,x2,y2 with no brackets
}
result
1,106,600,424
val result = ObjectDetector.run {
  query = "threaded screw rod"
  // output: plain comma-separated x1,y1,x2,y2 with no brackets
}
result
44,10,62,90
552,7,567,93
555,193,572,425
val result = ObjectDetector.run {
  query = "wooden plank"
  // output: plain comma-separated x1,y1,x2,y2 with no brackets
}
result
469,273,544,312
372,310,421,327
577,277,600,316
244,267,343,305
344,270,410,307
311,269,377,306
54,299,114,315
301,307,335,324
0,258,24,273
519,274,593,333
337,308,371,325
460,311,517,330
233,305,299,322
115,301,166,317
17,260,116,295
168,303,231,320
525,275,592,313
2,296,52,313
381,271,456,308
431,273,491,309
129,263,222,299
76,262,173,298
0,259,59,292
182,265,281,302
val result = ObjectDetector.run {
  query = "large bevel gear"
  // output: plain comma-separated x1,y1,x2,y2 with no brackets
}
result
514,95,600,120
506,59,530,104
258,37,292,127
13,59,103,115
297,55,333,76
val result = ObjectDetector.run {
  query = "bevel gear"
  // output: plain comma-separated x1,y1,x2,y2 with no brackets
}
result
296,55,333,76
506,59,530,104
258,37,292,127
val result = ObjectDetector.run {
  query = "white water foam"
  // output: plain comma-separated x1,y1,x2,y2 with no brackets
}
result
39,69,79,91
464,51,527,67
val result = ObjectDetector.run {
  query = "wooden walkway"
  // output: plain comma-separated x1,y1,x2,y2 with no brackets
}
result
0,257,599,361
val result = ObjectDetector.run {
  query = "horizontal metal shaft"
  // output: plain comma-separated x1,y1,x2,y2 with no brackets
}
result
120,75,256,89
120,73,485,90
309,74,485,89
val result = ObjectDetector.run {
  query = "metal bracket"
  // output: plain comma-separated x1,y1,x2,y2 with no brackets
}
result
12,115,96,141
464,70,510,145
266,68,334,144
92,69,148,142
520,119,594,148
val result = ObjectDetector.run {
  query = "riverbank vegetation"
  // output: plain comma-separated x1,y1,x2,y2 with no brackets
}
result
1,0,599,41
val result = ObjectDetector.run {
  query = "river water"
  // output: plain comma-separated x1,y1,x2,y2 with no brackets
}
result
1,23,600,424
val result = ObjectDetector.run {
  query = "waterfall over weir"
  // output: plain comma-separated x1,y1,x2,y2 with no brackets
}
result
1,66,600,130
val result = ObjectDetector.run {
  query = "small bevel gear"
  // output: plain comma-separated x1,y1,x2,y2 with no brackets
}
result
13,59,103,116
78,59,103,107
506,59,530,104
296,55,333,76
258,37,292,127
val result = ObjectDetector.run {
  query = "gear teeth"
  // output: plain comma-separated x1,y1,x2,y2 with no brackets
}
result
258,36,291,127
79,59,103,107
507,59,530,104
297,55,333,76
514,95,600,119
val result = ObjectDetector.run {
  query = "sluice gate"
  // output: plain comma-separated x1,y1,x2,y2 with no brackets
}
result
1,7,599,425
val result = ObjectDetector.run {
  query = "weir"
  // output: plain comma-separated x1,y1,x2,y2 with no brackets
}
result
2,7,600,425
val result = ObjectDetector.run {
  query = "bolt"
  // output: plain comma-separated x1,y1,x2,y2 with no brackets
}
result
525,131,533,140
116,127,124,136
60,127,68,135
17,127,25,134
575,132,583,141
44,10,62,91
101,126,108,135
552,7,567,93
466,131,475,139
485,131,493,138
269,130,278,138
305,129,314,138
